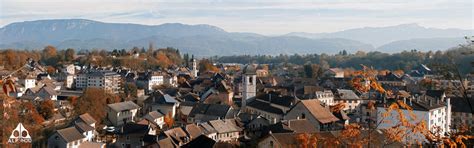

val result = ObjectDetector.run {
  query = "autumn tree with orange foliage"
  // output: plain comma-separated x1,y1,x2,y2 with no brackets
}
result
72,88,120,126
296,133,318,148
199,59,219,73
38,100,55,120
296,65,473,147
164,112,174,129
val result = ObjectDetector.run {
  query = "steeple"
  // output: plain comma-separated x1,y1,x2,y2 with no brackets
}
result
191,55,198,78
241,64,257,109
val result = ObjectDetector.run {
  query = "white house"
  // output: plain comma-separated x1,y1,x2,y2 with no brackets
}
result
107,101,140,126
143,111,165,129
207,119,242,142
19,75,36,90
376,96,451,143
47,127,86,148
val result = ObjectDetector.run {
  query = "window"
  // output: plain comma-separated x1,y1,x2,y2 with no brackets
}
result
301,113,306,119
270,141,274,147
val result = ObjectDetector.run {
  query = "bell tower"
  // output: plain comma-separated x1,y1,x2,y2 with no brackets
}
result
242,64,256,109
190,55,198,78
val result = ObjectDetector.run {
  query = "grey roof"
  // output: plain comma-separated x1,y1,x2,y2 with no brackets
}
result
56,127,85,142
74,122,95,133
41,86,59,96
163,94,178,103
145,111,164,120
107,101,140,112
208,119,241,133
335,89,360,100
77,113,97,125
247,100,284,114
198,122,217,134
242,64,256,75
189,103,230,119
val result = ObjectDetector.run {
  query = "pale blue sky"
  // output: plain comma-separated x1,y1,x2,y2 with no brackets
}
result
1,0,472,35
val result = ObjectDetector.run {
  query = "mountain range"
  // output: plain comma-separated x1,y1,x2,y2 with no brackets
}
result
0,19,471,56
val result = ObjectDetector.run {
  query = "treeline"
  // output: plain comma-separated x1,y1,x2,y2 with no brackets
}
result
215,46,474,75
0,45,184,71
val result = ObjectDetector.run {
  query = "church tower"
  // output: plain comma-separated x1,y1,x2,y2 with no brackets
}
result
191,57,198,78
242,64,256,109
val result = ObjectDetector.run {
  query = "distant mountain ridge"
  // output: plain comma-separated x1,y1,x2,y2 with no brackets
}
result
0,19,470,56
285,23,471,49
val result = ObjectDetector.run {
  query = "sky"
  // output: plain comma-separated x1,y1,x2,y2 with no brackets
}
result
0,0,472,35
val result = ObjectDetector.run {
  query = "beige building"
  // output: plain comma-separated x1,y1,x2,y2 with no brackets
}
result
107,101,140,126
75,71,121,93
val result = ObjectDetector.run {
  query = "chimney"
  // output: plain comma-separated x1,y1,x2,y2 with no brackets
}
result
269,94,272,103
403,97,406,104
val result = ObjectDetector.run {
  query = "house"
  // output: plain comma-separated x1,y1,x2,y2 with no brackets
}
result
143,111,165,129
143,92,179,118
136,71,165,92
323,68,345,78
73,113,98,141
448,97,473,131
181,135,216,148
245,116,270,138
62,64,76,75
114,123,150,148
200,80,234,105
244,99,284,124
376,96,451,142
47,127,86,148
256,69,269,77
23,85,58,101
164,127,190,146
184,124,203,140
19,75,36,90
187,103,232,123
284,99,340,131
207,119,242,142
258,131,346,148
377,72,406,88
74,122,96,142
257,133,304,148
333,89,366,114
198,122,218,141
107,101,140,126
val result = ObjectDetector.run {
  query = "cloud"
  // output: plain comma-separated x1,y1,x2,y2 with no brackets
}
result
0,0,472,34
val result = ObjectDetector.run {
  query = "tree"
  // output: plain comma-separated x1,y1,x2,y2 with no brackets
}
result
164,112,174,129
42,45,57,58
42,45,58,65
297,133,318,148
46,66,56,74
199,59,219,73
65,48,75,62
38,100,55,120
73,88,119,125
123,82,138,98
